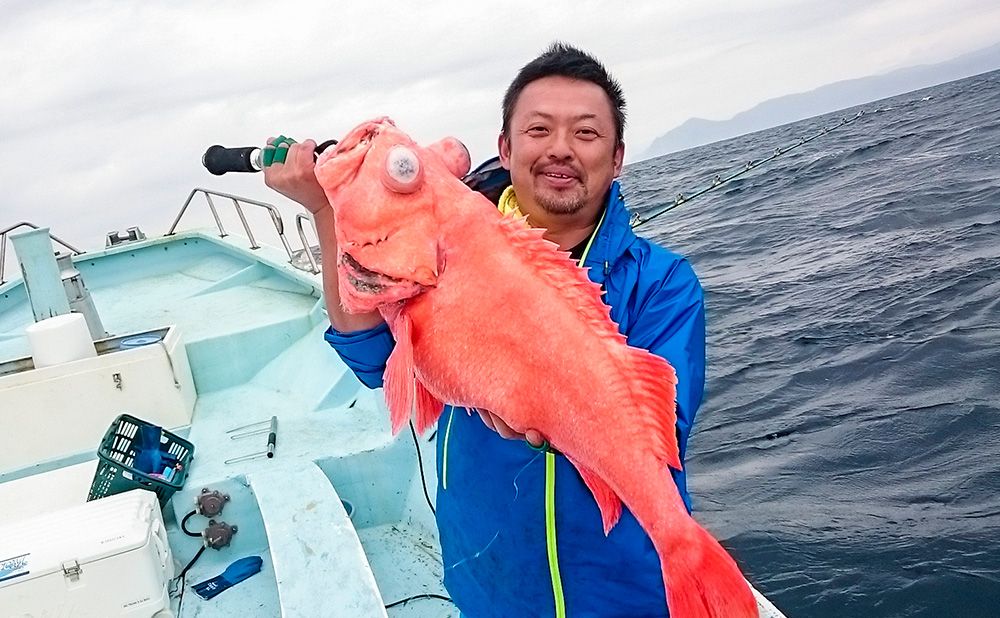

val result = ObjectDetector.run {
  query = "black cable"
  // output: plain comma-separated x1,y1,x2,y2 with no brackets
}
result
176,545,206,582
385,593,453,609
181,509,202,537
174,569,188,613
409,421,436,515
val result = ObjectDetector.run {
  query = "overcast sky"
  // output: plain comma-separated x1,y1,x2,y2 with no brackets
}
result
2,0,998,253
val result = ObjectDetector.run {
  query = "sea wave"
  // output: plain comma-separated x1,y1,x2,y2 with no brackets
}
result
623,68,1000,617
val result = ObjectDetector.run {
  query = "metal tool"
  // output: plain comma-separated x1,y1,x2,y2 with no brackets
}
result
228,416,273,438
224,416,278,464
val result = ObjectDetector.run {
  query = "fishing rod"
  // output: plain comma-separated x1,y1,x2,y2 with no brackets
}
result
630,109,868,229
202,108,869,224
202,139,339,175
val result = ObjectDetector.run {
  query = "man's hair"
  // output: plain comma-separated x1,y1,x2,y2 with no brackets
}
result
502,42,626,145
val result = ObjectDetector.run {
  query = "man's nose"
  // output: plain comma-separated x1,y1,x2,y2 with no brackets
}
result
545,129,574,159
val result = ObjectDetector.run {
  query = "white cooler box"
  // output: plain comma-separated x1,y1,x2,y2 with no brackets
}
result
0,489,174,617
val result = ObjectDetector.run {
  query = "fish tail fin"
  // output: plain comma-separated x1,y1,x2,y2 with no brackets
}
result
566,456,622,534
660,524,757,618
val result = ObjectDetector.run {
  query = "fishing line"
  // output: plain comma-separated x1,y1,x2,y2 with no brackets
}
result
511,450,545,502
631,109,869,229
444,529,502,572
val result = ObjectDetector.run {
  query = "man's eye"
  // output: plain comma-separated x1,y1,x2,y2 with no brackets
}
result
577,128,598,139
526,126,548,135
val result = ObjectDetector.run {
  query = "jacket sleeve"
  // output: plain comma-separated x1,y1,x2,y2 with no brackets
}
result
324,323,394,389
622,257,706,461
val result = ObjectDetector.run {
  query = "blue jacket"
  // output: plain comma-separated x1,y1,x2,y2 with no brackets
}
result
325,181,706,617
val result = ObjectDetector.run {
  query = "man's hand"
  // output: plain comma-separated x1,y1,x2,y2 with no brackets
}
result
262,137,329,215
476,409,546,448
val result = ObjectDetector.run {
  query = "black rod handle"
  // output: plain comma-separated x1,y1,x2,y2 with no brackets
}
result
202,145,260,175
202,140,339,176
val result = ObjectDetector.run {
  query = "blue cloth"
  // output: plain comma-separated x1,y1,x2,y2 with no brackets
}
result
325,181,706,618
133,424,163,474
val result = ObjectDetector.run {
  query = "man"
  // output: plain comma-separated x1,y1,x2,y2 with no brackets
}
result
265,43,706,618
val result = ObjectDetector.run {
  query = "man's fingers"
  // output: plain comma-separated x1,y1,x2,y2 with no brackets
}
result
524,429,546,448
477,409,497,432
492,416,521,440
293,140,317,166
475,409,544,447
477,410,524,440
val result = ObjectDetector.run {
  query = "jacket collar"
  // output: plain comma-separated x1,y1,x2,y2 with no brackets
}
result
580,180,636,286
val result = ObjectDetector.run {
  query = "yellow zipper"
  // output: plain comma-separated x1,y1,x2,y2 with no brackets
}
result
545,207,606,617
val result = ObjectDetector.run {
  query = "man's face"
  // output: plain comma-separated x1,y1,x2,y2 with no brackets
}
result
499,76,624,222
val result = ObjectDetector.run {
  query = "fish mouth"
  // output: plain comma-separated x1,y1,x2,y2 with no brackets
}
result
340,252,402,294
333,126,379,157
328,118,394,160
316,119,395,191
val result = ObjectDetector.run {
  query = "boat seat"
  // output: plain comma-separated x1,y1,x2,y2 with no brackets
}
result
248,462,387,617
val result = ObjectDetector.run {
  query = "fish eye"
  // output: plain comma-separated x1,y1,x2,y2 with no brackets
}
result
382,145,424,193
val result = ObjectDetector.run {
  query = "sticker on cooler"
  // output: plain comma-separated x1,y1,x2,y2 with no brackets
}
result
0,553,29,583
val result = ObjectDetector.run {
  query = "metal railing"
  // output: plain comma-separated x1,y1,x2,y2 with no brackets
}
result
0,222,83,286
167,188,323,273
294,213,321,274
3,190,324,285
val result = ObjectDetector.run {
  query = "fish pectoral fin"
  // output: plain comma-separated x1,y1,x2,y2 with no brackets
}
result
384,312,417,435
567,456,623,535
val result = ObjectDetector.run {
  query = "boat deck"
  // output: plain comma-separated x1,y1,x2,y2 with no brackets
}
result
0,226,782,617
0,230,457,617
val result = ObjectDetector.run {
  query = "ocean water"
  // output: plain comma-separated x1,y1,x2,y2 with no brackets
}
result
622,69,1000,617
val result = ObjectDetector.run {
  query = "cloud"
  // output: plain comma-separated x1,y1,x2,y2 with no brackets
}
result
1,0,997,251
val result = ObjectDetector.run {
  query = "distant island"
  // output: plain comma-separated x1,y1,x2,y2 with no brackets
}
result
640,41,1000,161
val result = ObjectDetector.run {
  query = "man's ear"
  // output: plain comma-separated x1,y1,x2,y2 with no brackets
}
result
613,142,625,177
498,132,512,170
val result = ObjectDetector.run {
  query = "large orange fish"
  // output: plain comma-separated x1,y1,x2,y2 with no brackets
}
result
314,117,756,618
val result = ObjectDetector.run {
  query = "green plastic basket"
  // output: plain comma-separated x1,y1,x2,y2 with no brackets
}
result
87,414,194,508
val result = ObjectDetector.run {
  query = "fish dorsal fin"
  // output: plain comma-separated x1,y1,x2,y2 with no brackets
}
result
618,348,681,470
384,311,445,435
495,215,681,471
496,214,615,329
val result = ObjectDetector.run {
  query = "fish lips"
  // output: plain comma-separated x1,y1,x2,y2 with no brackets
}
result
337,252,431,313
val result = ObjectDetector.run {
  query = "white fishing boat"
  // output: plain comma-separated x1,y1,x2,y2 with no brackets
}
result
0,187,785,617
